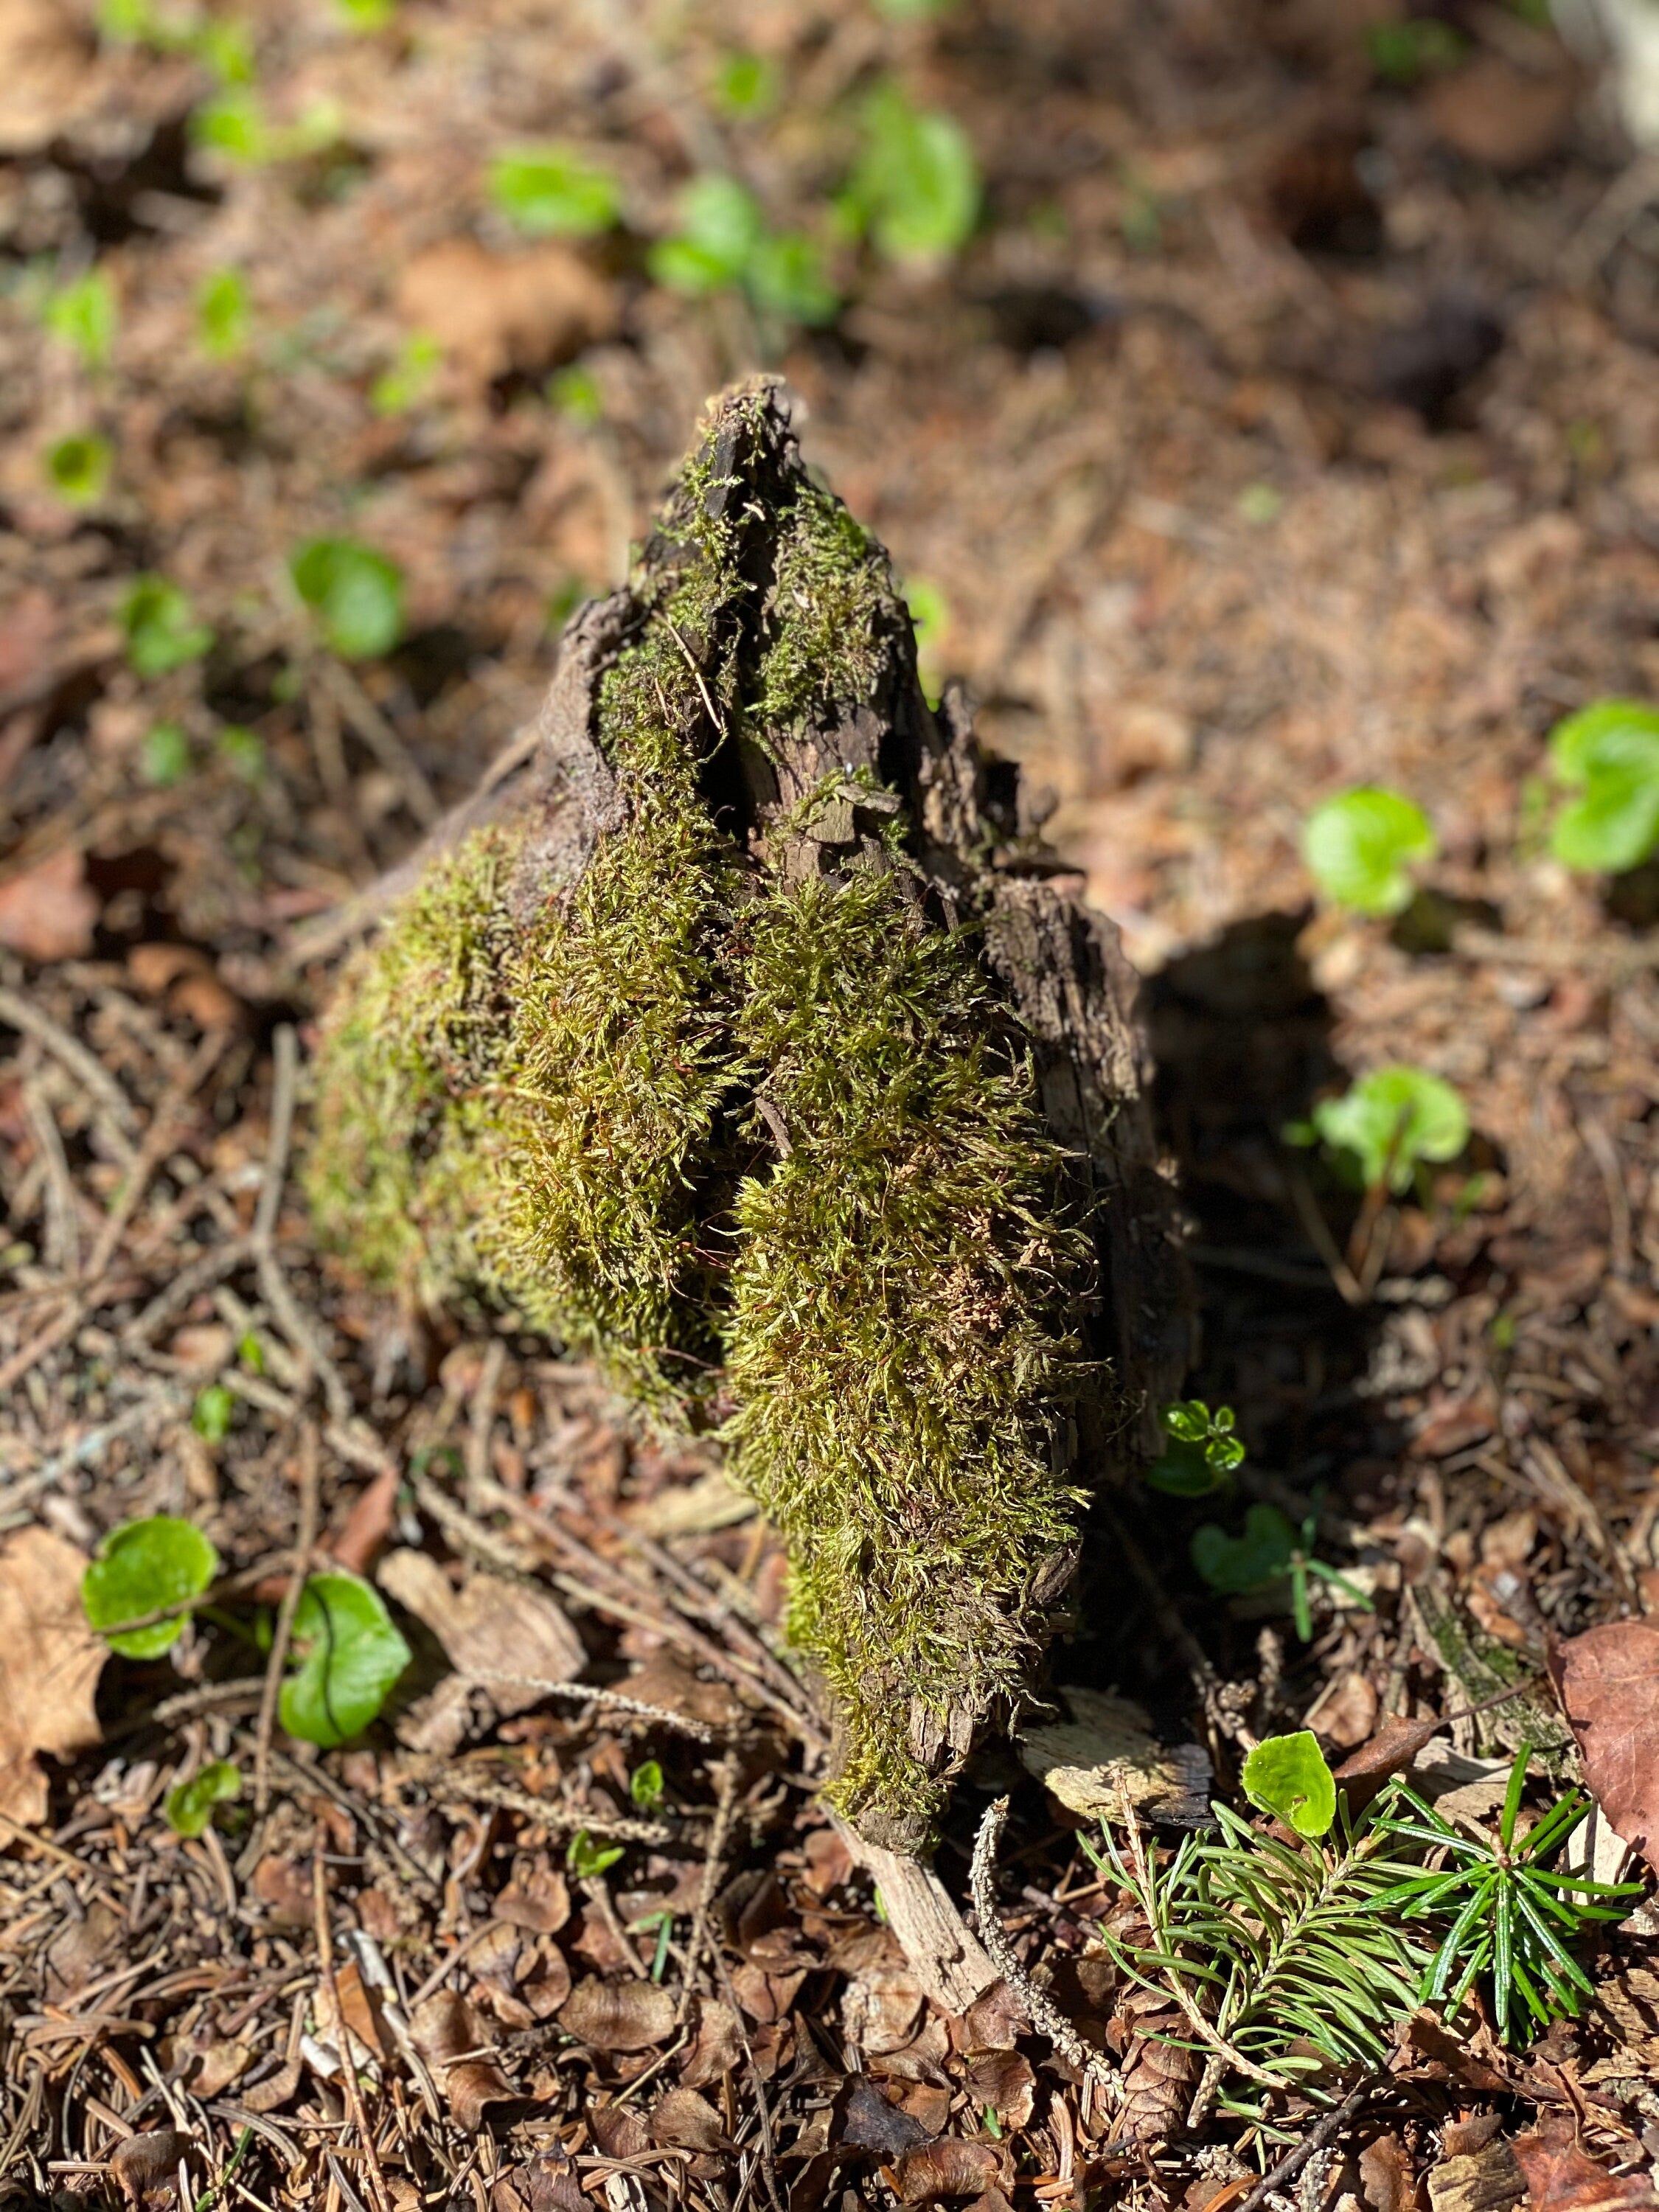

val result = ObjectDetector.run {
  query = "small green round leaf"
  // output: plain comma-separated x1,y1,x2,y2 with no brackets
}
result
1191,1503,1295,1595
489,146,619,237
120,575,215,678
1302,787,1436,917
1311,1065,1469,1194
83,1515,220,1659
44,432,112,506
849,83,980,262
1146,1437,1231,1497
1242,1731,1337,1838
141,722,190,787
289,538,405,660
1546,701,1659,874
279,1571,411,1747
164,1759,242,1837
191,1382,236,1443
629,1759,664,1812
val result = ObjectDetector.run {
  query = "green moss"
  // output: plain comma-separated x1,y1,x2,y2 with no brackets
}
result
307,385,1102,1843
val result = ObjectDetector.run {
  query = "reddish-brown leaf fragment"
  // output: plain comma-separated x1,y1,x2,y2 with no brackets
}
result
557,1974,677,2051
111,2130,192,2206
960,2049,1035,2129
1512,2115,1659,2212
1362,2133,1425,2212
649,2087,732,2154
0,846,97,961
1548,1620,1659,1874
892,2140,1007,2205
408,1989,515,2129
1333,1716,1444,1810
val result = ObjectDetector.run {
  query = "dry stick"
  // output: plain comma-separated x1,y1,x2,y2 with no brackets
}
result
254,1425,321,1816
318,659,440,829
0,984,139,1155
676,1756,740,2025
253,1024,352,1425
432,1766,680,1848
970,1799,1123,2110
464,1338,506,1512
313,1846,394,2212
463,1670,717,1744
1230,2074,1382,2212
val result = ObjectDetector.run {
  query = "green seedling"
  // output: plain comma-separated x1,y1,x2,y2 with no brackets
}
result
371,333,442,417
1302,786,1436,916
191,1382,236,1442
567,1829,625,1879
142,722,191,787
1242,1730,1336,1838
164,1759,242,1837
1367,18,1468,83
650,175,838,327
196,268,251,361
1304,1065,1469,1195
290,537,405,659
279,1571,410,1747
843,81,979,263
44,433,112,506
1546,699,1659,874
714,50,778,117
337,0,396,26
191,90,337,165
489,145,619,237
44,269,117,370
120,575,215,678
628,1759,665,1812
1147,1398,1245,1498
83,1515,220,1659
1374,1747,1644,2046
548,364,603,424
217,726,265,782
1192,1501,1373,1643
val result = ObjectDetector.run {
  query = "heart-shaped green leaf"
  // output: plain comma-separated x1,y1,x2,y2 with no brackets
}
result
1302,787,1436,916
83,1515,220,1658
1548,700,1659,874
1191,1503,1295,1596
279,1572,411,1747
290,538,405,661
1242,1730,1337,1837
1311,1065,1469,1194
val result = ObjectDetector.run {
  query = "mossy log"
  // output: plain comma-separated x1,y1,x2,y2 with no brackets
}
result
305,380,1187,1854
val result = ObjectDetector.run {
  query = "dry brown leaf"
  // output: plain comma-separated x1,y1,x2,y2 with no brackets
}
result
1548,1620,1659,1874
730,1961,805,2025
240,2058,302,2114
0,586,57,697
649,2087,732,2154
1362,2134,1425,2212
840,2077,933,2157
43,1900,122,1997
1512,2115,1659,2212
1332,1715,1444,1812
0,845,97,964
801,1824,855,1898
0,0,97,156
251,1855,313,1928
111,2129,192,2208
395,238,619,383
588,2101,650,2159
1018,1686,1210,1824
1304,1668,1380,1750
557,1974,677,2052
962,1980,1027,2052
843,1961,927,2056
959,2050,1034,2129
329,1465,400,1578
893,2140,1007,2205
408,1989,515,2129
490,2149,585,2212
0,1525,105,1823
623,1650,748,1729
1423,56,1579,174
679,1996,742,2089
378,1548,584,1710
495,1855,571,1935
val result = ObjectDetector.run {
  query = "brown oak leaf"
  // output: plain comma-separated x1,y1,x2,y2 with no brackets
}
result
1547,1619,1659,1874
1512,2115,1659,2212
0,1524,105,1823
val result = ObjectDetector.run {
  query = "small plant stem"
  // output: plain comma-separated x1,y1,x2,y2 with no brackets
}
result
313,1842,394,2212
1231,2073,1381,2212
970,1798,1124,2107
254,1422,320,1815
1284,1164,1366,1306
676,1754,740,2024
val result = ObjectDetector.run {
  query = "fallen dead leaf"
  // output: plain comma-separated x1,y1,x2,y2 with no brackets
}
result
378,1548,584,1710
395,238,619,383
1332,1715,1445,1812
1424,55,1579,174
588,2101,650,2159
1018,1686,1210,1824
0,846,98,962
0,1524,105,1823
843,1961,927,2056
892,2139,1008,2205
408,1989,516,2130
251,1855,314,1928
1304,1667,1380,1749
678,1996,742,2089
111,2129,193,2208
1362,2133,1425,2212
649,2087,732,2154
1512,2114,1659,2212
0,0,97,157
328,1464,400,1577
490,2149,585,2212
840,2077,933,2157
801,1823,855,1897
962,1980,1028,2053
1548,1619,1659,1874
557,1975,677,2052
43,1900,122,1997
959,2049,1034,2129
494,1854,571,1935
0,586,57,698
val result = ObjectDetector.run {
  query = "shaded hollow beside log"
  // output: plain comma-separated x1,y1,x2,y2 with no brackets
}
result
305,379,1188,1852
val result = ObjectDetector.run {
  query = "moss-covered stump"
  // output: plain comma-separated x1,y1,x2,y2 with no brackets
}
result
305,380,1186,1851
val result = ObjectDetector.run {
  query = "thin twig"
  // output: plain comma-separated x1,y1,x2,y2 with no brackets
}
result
254,1425,321,1815
431,1766,681,1847
251,1024,351,1422
969,1798,1123,2106
1230,2074,1382,2212
314,1843,394,2212
0,984,139,1156
464,1670,717,1742
677,1756,739,2023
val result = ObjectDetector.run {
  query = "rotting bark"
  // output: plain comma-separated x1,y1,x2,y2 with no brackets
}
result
303,378,1189,1862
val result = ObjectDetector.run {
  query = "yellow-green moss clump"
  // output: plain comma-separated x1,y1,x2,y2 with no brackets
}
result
305,385,1098,1845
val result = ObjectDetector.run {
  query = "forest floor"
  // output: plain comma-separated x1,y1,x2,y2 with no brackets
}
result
3,0,1659,2207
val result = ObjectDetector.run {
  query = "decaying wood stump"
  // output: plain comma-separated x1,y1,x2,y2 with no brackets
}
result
305,381,1187,1902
